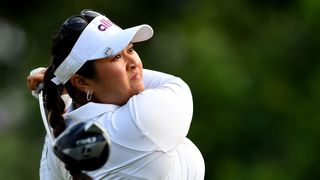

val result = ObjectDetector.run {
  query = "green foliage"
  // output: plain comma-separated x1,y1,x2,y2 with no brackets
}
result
0,0,319,179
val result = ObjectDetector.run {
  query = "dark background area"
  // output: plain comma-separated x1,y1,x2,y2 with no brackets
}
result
0,0,320,179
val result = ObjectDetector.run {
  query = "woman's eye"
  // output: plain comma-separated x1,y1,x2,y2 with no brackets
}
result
128,47,134,53
112,55,121,61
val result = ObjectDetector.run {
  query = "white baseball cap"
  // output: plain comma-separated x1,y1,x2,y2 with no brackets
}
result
51,15,153,85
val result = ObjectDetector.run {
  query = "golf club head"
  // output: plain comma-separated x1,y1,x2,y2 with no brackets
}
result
53,121,110,171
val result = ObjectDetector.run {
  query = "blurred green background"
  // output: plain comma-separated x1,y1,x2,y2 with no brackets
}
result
1,0,320,179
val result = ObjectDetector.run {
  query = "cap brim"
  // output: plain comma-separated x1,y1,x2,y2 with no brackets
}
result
90,24,153,60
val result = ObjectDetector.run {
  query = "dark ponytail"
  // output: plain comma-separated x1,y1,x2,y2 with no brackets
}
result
43,65,66,138
42,11,99,180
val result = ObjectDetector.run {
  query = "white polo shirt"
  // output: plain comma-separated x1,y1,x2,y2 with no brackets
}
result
40,69,205,180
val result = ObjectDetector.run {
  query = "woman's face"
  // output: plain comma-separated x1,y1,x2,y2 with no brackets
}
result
89,43,144,105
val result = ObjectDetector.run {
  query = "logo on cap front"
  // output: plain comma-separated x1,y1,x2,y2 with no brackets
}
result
104,47,113,57
98,19,113,31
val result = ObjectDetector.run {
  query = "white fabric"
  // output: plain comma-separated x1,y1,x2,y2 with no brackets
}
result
40,69,205,180
53,15,153,84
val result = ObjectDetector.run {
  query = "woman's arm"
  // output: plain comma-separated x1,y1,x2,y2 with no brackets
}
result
133,69,193,152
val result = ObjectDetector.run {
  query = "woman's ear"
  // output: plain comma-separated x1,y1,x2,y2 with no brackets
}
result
69,74,92,92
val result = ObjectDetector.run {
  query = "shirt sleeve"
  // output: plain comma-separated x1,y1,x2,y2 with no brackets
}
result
40,135,71,180
39,136,48,180
130,69,193,152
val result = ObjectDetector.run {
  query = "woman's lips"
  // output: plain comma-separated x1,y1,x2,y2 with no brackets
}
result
130,72,140,81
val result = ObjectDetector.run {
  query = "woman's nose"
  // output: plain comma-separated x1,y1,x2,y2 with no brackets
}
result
126,56,138,70
128,62,137,70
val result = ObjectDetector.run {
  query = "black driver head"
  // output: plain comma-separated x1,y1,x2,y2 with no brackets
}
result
53,121,110,171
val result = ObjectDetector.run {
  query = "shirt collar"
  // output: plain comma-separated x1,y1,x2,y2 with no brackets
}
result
65,102,119,122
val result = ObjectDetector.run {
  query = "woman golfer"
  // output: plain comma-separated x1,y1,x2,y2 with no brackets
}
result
27,9,205,180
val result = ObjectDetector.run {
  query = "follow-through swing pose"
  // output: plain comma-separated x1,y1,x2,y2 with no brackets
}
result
27,9,205,180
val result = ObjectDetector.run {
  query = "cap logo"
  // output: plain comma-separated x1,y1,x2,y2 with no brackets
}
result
104,47,113,57
98,19,113,31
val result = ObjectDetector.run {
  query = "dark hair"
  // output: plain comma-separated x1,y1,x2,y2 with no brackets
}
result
43,10,101,180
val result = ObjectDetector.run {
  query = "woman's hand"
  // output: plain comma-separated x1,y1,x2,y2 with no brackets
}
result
27,67,47,91
27,67,47,99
